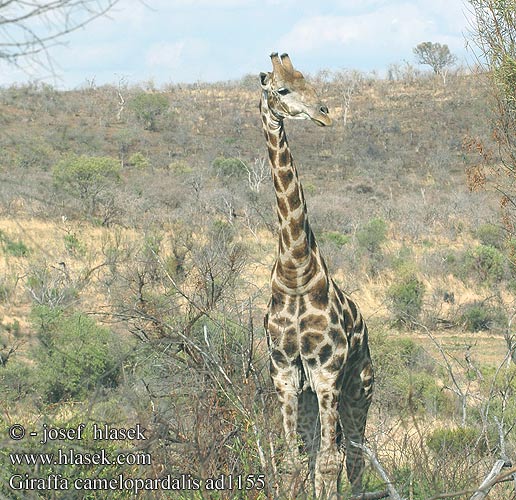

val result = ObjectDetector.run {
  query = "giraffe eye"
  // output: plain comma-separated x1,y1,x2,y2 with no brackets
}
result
277,88,291,96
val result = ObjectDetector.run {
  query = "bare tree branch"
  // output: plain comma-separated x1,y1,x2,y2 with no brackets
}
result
349,440,401,500
0,0,119,71
470,460,514,500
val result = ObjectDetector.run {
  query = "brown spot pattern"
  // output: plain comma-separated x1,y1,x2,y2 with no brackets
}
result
301,332,324,355
300,314,328,332
318,344,333,365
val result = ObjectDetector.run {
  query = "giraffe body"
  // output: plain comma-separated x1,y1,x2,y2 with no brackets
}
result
260,53,374,498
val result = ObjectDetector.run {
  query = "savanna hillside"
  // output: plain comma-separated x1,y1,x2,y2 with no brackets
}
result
1,69,515,499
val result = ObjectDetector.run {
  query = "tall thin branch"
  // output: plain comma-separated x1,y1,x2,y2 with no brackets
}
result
0,0,119,71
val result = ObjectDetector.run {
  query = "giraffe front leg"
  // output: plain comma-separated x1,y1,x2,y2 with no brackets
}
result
314,383,344,499
297,387,320,486
272,365,308,498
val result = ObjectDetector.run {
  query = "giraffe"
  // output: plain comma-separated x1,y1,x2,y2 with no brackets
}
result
260,53,374,498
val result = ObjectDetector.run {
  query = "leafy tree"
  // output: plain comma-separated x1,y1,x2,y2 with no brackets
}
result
413,42,457,81
129,92,170,131
52,155,121,218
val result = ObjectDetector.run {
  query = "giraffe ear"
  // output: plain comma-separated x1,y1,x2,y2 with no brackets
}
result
260,72,271,90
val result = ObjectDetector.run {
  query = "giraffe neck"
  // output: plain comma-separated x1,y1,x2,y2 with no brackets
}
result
260,91,327,294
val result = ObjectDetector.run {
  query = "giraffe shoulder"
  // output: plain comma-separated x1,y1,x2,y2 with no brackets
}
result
331,279,366,334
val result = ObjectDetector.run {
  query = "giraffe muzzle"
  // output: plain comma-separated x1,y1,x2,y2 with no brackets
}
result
311,109,332,127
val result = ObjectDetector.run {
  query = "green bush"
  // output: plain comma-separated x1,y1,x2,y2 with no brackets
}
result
391,466,437,499
168,160,193,174
356,217,388,254
129,92,169,131
128,151,151,169
478,364,516,425
370,333,448,416
387,273,425,327
427,426,485,456
212,156,247,178
31,306,122,403
459,301,506,331
63,233,86,257
505,237,516,277
475,223,504,249
321,231,351,247
0,231,30,257
390,247,414,271
0,361,35,401
393,337,427,368
1,319,20,337
0,281,11,302
463,244,505,282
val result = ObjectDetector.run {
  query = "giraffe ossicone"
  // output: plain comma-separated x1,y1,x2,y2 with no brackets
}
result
260,52,374,499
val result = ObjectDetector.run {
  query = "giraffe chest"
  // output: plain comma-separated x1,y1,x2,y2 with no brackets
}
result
266,290,349,374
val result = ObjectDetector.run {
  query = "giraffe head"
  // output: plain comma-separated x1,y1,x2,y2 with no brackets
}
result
260,52,331,127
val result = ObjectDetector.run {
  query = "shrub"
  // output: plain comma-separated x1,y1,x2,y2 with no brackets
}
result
0,231,30,257
128,151,151,169
0,281,11,303
0,361,35,401
2,319,20,337
370,333,448,416
393,337,427,369
463,244,505,282
168,161,193,174
439,250,460,275
356,217,387,254
505,237,516,277
212,156,247,178
321,231,351,247
390,248,416,274
405,371,450,415
129,92,169,131
478,364,516,425
475,223,504,249
63,233,86,257
459,301,506,331
427,426,485,456
387,272,425,327
31,306,122,403
391,466,437,499
52,155,121,218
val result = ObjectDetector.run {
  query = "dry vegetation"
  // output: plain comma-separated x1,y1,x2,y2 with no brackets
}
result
1,70,515,499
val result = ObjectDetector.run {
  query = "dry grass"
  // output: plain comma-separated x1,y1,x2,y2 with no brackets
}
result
1,215,511,370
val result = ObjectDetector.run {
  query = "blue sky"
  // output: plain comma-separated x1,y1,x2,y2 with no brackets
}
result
0,0,474,89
